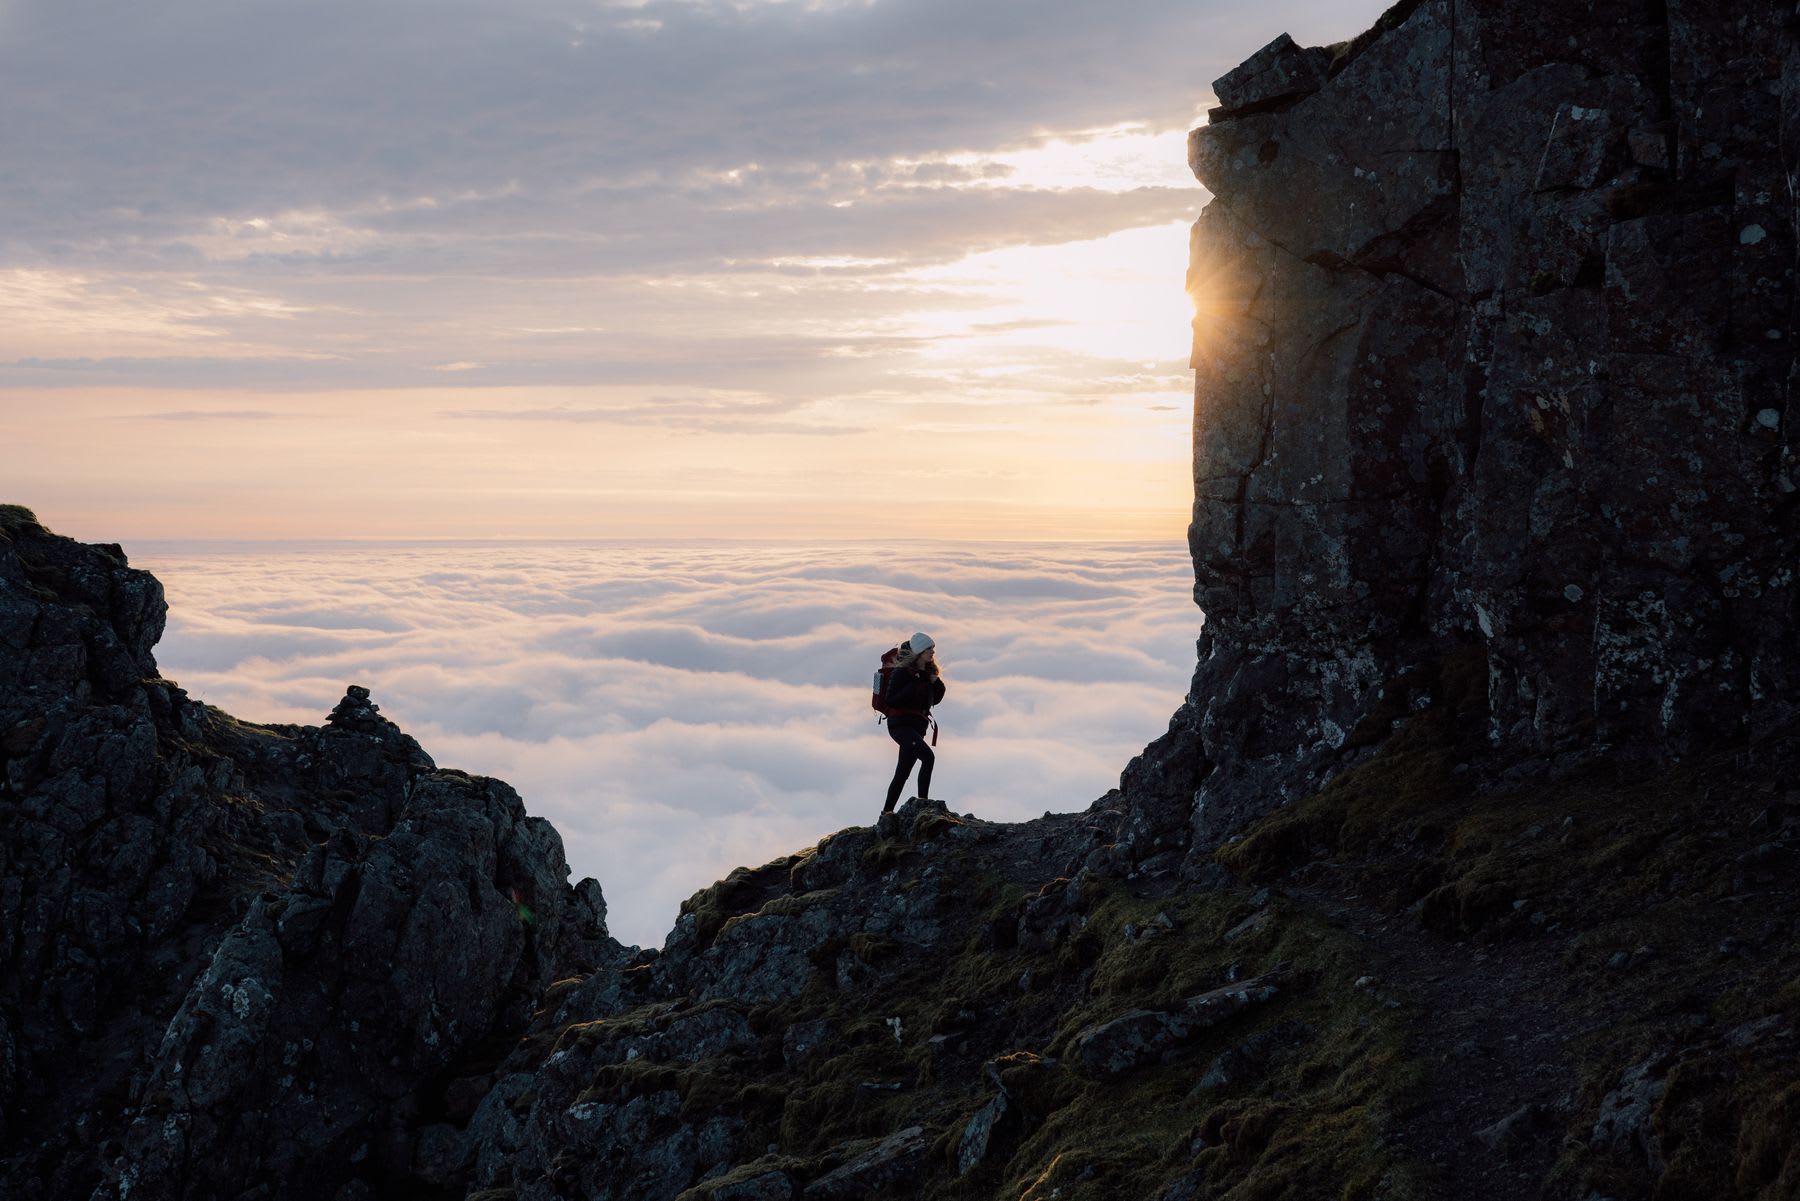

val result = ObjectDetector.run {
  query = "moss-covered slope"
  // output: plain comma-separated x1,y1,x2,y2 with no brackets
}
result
449,649,1798,1201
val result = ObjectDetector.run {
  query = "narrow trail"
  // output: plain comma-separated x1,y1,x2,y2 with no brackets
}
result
868,801,1614,1199
954,804,1591,1198
1295,872,1585,1201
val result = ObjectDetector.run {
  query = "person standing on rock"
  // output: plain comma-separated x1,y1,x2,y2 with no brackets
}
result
881,632,945,816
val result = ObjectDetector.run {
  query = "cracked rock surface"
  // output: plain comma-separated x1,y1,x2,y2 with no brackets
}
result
1143,0,1800,868
0,508,617,1200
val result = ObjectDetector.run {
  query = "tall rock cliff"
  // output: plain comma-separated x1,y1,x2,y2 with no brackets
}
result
1132,0,1799,859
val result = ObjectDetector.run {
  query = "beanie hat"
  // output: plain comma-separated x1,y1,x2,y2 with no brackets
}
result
906,632,935,654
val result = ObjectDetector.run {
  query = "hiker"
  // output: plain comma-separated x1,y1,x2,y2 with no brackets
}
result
881,632,945,814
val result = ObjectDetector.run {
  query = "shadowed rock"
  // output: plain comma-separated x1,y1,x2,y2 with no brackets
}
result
1144,0,1800,869
1072,976,1283,1077
0,509,618,1200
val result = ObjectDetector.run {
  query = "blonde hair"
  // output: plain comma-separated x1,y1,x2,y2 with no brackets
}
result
895,641,938,673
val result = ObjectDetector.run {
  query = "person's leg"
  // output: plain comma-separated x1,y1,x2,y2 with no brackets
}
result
915,739,935,801
884,727,920,812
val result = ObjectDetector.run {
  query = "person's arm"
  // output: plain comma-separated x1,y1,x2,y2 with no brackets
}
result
929,674,945,706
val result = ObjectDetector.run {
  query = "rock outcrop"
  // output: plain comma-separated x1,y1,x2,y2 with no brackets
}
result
1123,0,1799,858
0,506,618,1199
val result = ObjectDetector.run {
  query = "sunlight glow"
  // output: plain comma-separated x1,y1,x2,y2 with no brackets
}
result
4,103,1204,543
918,123,1201,193
903,221,1197,364
1185,216,1256,364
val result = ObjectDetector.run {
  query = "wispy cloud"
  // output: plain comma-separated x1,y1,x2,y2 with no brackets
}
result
0,0,1388,385
0,0,1260,262
445,394,870,435
1,0,1391,543
120,409,294,421
134,539,1203,947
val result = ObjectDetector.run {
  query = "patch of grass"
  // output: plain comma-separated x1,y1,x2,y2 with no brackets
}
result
716,888,839,941
680,857,802,947
672,1156,814,1201
1730,1079,1800,1196
914,810,969,841
552,999,679,1056
0,503,44,538
208,708,297,746
777,1026,934,1154
1223,689,1800,1200
862,837,923,872
538,976,585,1013
1080,888,1250,1001
850,932,898,964
1218,649,1486,888
999,979,1422,1201
970,867,1426,1201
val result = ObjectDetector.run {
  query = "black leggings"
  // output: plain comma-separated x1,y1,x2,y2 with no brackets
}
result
884,722,933,812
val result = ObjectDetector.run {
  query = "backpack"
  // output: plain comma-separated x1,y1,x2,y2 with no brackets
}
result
871,648,939,744
870,646,902,716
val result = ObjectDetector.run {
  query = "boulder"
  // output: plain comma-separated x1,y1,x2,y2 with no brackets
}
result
957,1091,1013,1176
1073,977,1282,1076
1592,1055,1671,1176
803,1126,929,1201
1211,33,1332,113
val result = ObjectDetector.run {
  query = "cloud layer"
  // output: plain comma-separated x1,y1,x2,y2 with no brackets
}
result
134,539,1202,946
2,0,1390,389
2,0,1371,268
2,0,1391,551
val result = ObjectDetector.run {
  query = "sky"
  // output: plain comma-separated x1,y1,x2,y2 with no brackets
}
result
2,0,1390,542
135,539,1202,947
4,0,1397,941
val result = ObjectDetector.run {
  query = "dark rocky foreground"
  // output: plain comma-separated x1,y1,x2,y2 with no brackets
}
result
0,506,618,1199
3,508,1796,1201
4,2,1800,1198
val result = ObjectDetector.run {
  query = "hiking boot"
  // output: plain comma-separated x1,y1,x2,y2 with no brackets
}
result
875,811,901,839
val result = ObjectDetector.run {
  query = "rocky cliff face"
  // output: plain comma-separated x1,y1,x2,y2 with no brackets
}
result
0,506,618,1199
4,5,1800,1201
1135,0,1799,858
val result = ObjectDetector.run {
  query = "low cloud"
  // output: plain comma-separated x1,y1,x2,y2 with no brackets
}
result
125,409,295,422
135,540,1202,946
447,394,871,436
2,0,1358,262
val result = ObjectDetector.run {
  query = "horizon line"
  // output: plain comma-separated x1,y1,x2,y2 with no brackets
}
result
126,534,1191,548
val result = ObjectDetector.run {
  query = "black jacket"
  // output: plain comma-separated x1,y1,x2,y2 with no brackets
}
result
885,667,945,729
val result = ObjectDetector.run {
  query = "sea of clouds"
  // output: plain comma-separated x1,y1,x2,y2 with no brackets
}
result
133,541,1201,947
